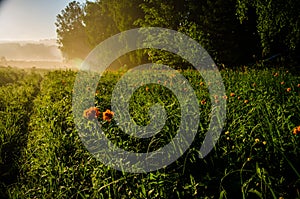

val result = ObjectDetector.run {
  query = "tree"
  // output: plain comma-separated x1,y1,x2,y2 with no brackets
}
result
237,0,300,65
135,0,260,67
55,1,90,60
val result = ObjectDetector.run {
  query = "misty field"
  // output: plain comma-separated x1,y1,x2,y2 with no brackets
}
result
0,66,299,198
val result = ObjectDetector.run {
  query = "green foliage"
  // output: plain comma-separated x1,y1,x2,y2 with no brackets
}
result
237,0,300,63
135,0,260,67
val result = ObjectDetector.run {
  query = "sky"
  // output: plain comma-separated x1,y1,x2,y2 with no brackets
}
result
0,0,86,41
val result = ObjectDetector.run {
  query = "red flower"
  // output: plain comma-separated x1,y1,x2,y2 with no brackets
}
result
293,126,300,135
83,107,100,119
103,109,114,122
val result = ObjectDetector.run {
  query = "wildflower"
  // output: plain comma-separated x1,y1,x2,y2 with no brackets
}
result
200,82,205,86
237,96,241,100
247,157,251,161
262,141,267,145
215,99,219,104
286,88,291,92
255,138,260,143
83,107,100,119
145,86,149,92
293,126,300,135
244,99,249,104
274,72,279,77
201,99,206,105
214,95,219,100
225,131,230,135
223,95,228,100
226,137,230,140
297,84,300,88
103,109,114,122
280,81,285,85
252,83,256,87
230,93,235,97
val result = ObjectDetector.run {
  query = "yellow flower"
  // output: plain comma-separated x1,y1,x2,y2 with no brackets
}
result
280,81,285,85
225,131,230,135
244,99,249,104
262,141,267,145
230,93,235,97
201,99,206,105
255,138,260,143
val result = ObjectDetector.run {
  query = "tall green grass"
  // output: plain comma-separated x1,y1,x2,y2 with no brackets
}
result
2,68,300,198
0,68,42,197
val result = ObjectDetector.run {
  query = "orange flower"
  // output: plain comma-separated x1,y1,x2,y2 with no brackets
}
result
83,107,100,119
280,81,285,85
293,126,300,135
244,99,249,104
286,88,291,92
103,109,114,122
201,99,206,105
145,86,149,92
230,93,235,97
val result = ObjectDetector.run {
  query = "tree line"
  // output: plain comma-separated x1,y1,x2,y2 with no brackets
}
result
56,0,300,69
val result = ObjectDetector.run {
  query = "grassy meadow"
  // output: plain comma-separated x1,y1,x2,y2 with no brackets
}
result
0,66,299,198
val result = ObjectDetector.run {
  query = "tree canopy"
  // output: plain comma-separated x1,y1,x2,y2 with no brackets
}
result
56,0,300,68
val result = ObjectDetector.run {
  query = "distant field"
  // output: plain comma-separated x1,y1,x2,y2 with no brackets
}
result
0,67,299,198
2,60,72,70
